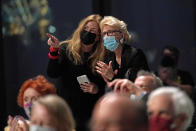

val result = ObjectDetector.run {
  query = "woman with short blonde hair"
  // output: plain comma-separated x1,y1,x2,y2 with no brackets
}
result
96,16,149,90
100,16,131,44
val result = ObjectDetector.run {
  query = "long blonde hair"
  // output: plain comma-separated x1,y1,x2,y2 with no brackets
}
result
100,16,131,44
60,14,105,73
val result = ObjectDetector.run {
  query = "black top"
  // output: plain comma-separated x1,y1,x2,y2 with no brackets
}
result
105,44,150,82
47,44,105,130
177,69,195,87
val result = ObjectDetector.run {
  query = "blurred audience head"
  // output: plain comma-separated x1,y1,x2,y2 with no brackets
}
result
17,75,56,118
90,92,148,131
147,87,194,131
135,70,163,93
161,45,180,67
30,95,75,131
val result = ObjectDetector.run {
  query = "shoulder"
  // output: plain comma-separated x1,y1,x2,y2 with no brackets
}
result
123,44,145,56
60,43,68,50
177,69,193,78
59,43,69,54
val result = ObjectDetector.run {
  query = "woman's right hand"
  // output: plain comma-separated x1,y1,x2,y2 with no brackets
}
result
108,79,137,96
8,115,29,131
46,33,60,48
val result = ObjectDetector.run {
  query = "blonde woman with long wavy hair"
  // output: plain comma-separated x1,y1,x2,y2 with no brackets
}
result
46,14,106,131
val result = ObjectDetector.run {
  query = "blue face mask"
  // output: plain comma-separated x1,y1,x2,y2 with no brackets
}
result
104,36,119,51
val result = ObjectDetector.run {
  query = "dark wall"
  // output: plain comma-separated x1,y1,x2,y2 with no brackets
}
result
2,0,196,129
110,0,196,81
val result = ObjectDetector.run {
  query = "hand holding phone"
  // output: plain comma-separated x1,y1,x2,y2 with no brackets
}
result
77,75,90,85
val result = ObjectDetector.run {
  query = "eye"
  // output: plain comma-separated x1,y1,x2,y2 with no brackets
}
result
90,29,97,34
24,97,29,103
83,26,88,30
31,96,40,103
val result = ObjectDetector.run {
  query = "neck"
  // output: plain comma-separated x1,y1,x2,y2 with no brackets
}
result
81,43,94,52
114,45,122,58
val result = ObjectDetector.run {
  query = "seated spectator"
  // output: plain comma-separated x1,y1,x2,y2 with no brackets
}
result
5,75,56,131
28,95,75,131
147,87,195,131
158,45,195,96
158,45,196,130
89,92,148,131
108,70,162,102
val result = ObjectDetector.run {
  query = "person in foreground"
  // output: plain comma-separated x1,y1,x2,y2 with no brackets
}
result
30,95,75,131
147,87,195,131
90,92,148,131
15,95,76,131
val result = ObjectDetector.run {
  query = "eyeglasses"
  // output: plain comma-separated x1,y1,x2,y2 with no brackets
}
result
101,30,121,37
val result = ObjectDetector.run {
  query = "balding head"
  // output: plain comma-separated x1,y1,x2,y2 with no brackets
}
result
90,93,148,131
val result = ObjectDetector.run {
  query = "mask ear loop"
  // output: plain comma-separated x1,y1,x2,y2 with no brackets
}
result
119,31,124,44
120,38,124,44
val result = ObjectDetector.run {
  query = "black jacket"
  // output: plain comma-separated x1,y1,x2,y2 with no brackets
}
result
47,44,105,130
105,44,150,82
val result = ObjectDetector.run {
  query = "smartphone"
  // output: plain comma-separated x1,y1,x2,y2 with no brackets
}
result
77,75,90,84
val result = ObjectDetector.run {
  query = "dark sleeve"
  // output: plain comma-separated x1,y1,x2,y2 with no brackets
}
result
178,70,195,87
47,44,66,78
128,49,150,81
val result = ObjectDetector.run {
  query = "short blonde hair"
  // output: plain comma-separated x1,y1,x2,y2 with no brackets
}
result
100,16,131,44
34,95,75,131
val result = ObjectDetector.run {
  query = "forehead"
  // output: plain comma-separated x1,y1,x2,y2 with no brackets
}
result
135,76,154,84
31,103,55,122
94,97,135,121
85,21,99,28
148,94,174,113
102,25,118,32
163,49,174,56
24,88,40,97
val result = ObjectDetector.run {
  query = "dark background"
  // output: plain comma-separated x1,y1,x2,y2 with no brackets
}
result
1,0,196,129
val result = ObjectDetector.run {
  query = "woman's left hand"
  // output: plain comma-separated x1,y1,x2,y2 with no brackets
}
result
80,82,98,94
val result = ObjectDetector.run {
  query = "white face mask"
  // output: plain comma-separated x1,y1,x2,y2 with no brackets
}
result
30,125,57,131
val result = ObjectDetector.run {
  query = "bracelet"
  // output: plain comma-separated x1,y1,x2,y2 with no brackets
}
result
48,53,59,60
50,46,59,52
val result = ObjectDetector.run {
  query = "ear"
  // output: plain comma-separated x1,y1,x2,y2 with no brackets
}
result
173,114,187,130
121,32,125,39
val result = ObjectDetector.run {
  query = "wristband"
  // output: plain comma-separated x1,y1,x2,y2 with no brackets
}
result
50,46,59,52
48,52,59,60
